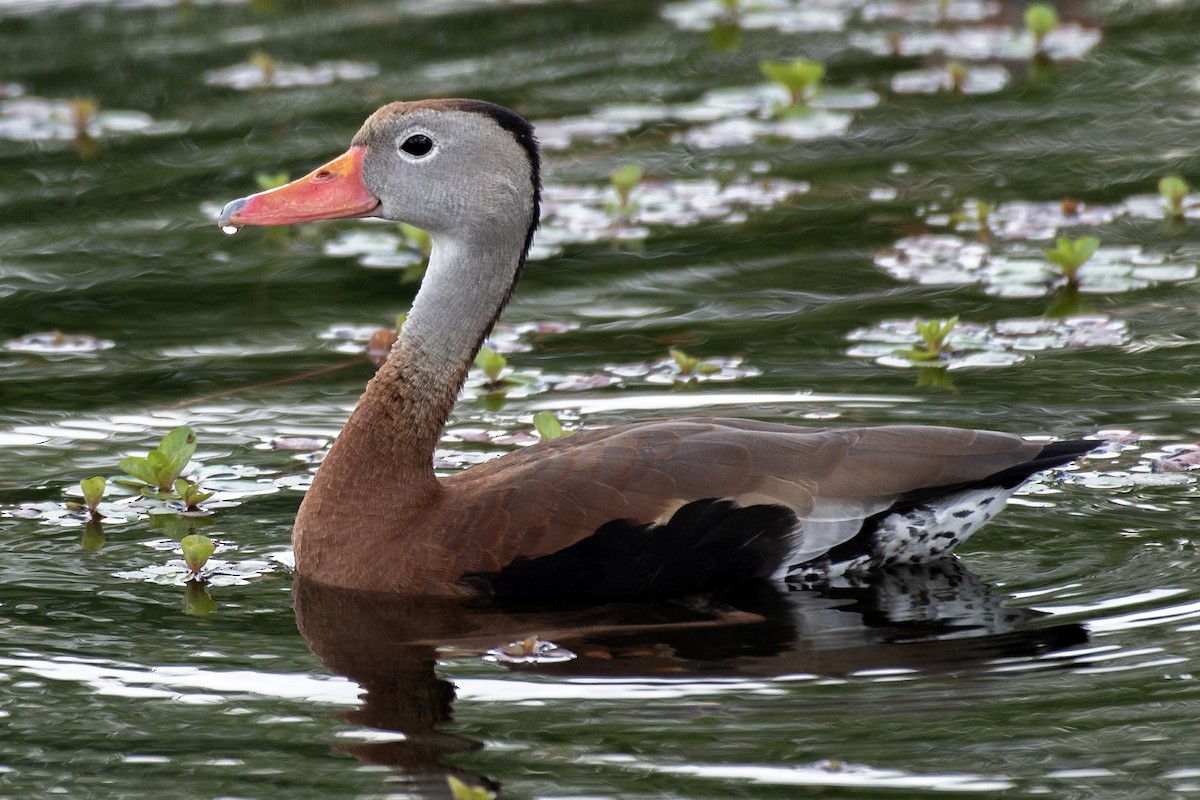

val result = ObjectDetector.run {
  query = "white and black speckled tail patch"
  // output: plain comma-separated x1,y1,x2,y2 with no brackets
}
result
789,486,1014,581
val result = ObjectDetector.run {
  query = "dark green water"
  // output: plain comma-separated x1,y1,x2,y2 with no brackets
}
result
3,1,1200,798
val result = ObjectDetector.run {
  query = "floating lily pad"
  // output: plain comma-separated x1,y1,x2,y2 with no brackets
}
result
203,59,379,91
536,84,875,152
852,23,1101,60
1120,192,1200,222
3,331,114,354
115,555,275,587
484,636,578,664
539,176,810,249
847,315,1130,369
891,63,1010,95
876,235,1196,296
0,97,179,142
925,199,1118,240
863,0,1001,23
662,0,847,32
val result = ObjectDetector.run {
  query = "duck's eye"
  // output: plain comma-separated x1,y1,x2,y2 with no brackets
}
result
399,134,434,157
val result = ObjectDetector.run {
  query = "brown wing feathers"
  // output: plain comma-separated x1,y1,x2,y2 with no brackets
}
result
444,419,1093,597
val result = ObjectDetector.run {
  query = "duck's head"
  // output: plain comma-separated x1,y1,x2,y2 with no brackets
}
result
218,99,541,241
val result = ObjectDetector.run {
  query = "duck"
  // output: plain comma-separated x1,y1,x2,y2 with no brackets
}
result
218,98,1095,599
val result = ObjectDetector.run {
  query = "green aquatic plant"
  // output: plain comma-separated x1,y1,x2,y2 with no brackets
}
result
175,479,214,512
254,171,289,191
180,533,215,575
70,97,99,159
399,222,432,257
446,776,495,800
533,410,567,440
118,426,198,495
669,348,720,377
79,475,106,517
1024,3,1058,53
1044,236,1099,285
474,346,509,390
946,61,969,96
609,163,644,215
760,58,825,107
248,50,277,85
1159,175,1190,220
896,316,958,363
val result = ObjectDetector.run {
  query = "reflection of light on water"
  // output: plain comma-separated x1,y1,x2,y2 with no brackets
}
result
592,754,1015,792
0,656,359,706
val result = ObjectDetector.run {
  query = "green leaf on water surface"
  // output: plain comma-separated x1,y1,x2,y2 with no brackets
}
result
180,534,215,575
533,411,567,440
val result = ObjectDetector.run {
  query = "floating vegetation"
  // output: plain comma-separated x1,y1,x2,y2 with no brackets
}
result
925,198,1117,240
181,533,215,575
641,351,758,385
847,315,1130,369
115,545,276,587
1122,181,1200,222
446,776,496,800
532,411,568,440
760,57,826,107
3,331,115,355
1024,3,1059,55
861,0,1000,24
537,175,811,254
894,316,958,364
851,23,1100,61
1043,235,1098,286
876,235,1196,297
474,346,511,391
608,162,644,216
1158,176,1190,221
203,57,379,90
0,96,178,142
890,62,1010,95
678,83,876,149
1152,445,1200,474
484,635,578,664
535,83,876,152
662,0,846,32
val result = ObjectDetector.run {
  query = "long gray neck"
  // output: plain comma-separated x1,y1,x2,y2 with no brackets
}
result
330,229,527,481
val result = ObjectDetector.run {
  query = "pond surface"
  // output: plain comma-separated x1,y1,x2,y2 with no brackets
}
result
3,0,1200,798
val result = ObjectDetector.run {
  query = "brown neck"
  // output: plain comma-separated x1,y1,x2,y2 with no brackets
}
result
299,231,529,514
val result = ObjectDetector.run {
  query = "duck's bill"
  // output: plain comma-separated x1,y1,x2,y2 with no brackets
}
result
218,146,380,228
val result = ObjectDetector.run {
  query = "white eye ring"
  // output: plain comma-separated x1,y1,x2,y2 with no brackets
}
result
397,132,435,160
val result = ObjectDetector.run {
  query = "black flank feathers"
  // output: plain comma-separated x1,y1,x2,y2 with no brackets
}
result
461,499,797,600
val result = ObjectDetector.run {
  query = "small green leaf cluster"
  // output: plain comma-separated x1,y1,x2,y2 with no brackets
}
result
760,58,825,107
1024,3,1059,50
896,316,958,363
446,776,496,800
254,171,289,191
670,348,721,377
533,410,568,440
474,346,509,390
1159,175,1190,219
79,475,106,516
116,427,214,510
1044,236,1099,283
118,427,199,494
609,163,644,214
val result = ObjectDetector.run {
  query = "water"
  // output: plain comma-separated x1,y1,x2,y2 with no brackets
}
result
3,0,1200,797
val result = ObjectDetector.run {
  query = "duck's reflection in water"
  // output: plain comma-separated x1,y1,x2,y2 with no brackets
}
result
293,561,1085,798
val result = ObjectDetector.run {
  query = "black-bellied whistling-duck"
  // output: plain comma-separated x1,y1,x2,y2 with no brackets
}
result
218,99,1095,598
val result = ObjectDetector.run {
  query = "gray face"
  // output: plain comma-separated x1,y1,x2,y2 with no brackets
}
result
352,102,538,242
